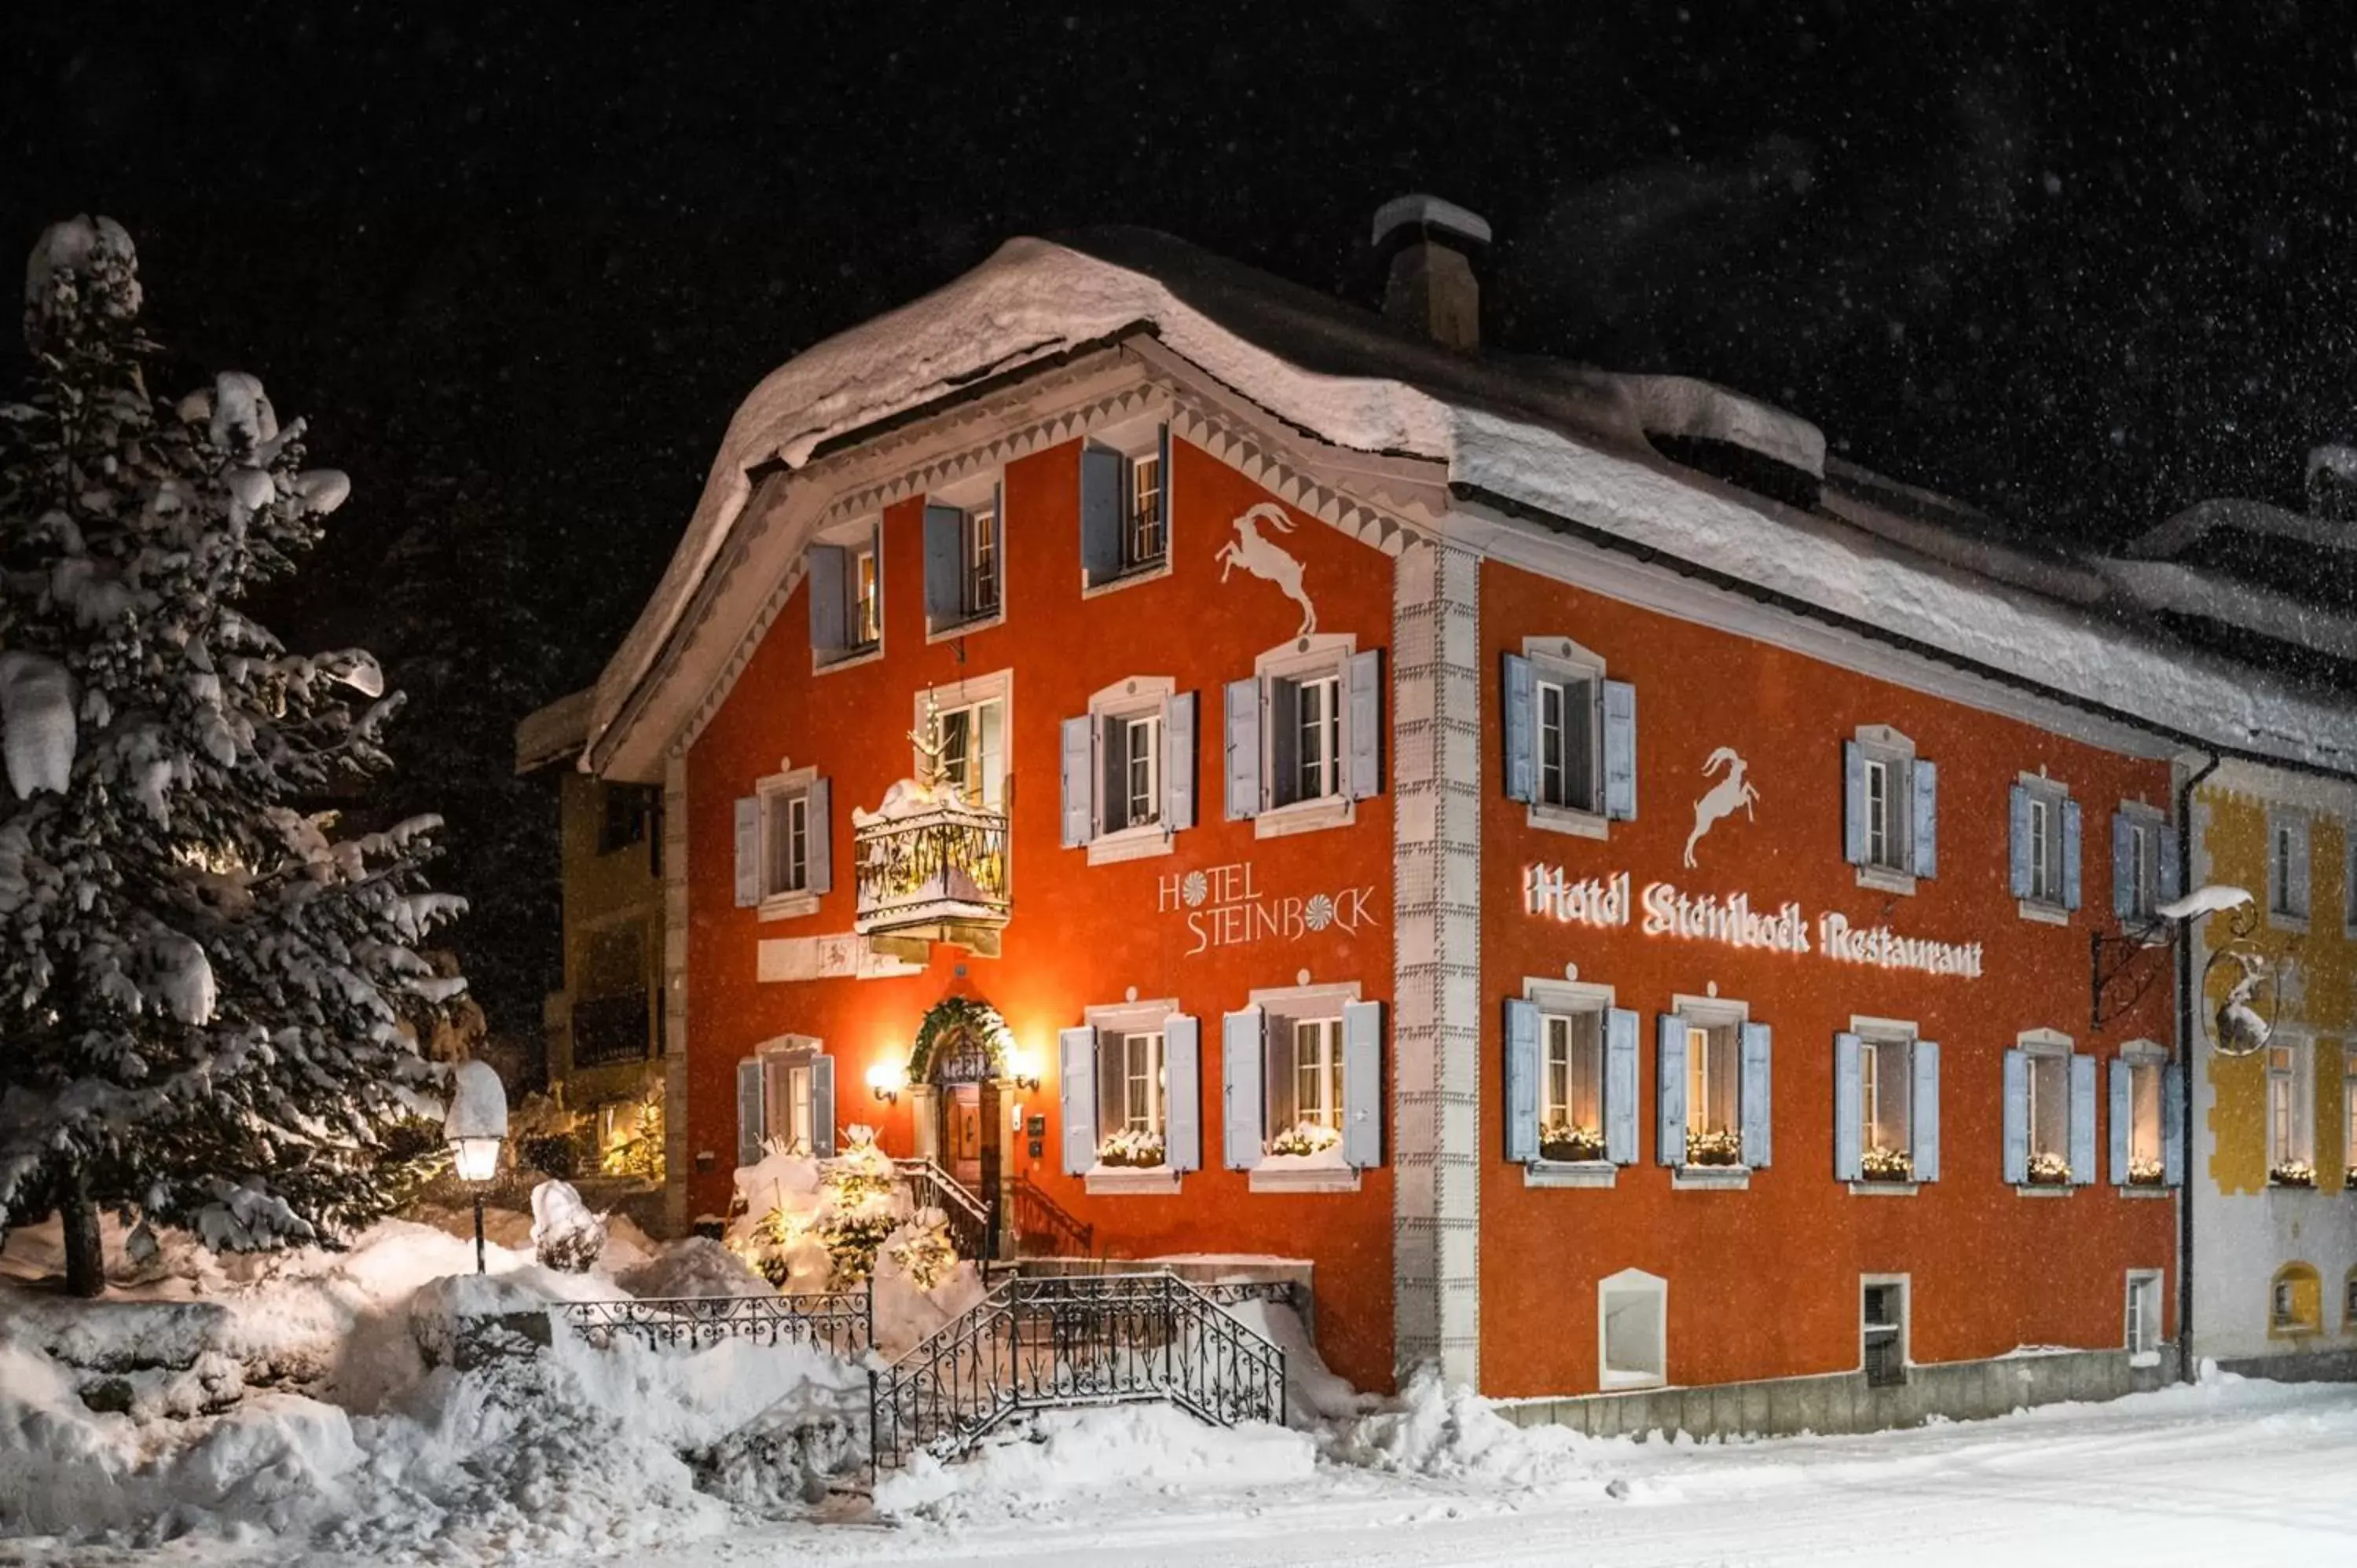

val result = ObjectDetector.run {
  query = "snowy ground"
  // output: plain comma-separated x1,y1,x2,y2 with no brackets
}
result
4,1213,2353,1567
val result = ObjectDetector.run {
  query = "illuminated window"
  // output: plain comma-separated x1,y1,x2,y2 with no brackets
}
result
2268,1042,2314,1184
1541,1009,1605,1154
1687,1024,1740,1144
1097,1030,1165,1137
1127,449,1165,567
2271,1262,2322,1335
851,543,882,648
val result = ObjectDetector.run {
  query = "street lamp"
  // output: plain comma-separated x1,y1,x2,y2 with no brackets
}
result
443,1058,508,1274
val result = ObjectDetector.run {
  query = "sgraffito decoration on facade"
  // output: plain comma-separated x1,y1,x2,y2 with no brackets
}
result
1159,860,1380,954
1215,503,1318,638
1523,863,1986,980
1683,746,1760,868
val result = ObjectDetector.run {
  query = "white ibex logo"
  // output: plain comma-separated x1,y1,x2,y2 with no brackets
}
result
1683,746,1760,868
1215,503,1318,639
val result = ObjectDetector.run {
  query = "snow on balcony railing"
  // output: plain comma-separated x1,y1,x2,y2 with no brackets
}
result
853,803,1010,934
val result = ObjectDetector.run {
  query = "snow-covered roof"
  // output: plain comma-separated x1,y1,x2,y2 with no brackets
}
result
514,687,592,776
585,227,2357,780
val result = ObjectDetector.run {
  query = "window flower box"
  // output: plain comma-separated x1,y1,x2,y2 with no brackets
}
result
1684,1127,1743,1168
2025,1151,2073,1186
2127,1155,2166,1188
1097,1128,1167,1169
1859,1145,1914,1183
2271,1160,2315,1189
1267,1121,1342,1160
1538,1121,1607,1164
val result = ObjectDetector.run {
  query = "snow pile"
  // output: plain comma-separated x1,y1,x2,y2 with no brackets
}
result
617,1236,775,1299
1326,1366,1596,1491
876,1403,1317,1522
869,1211,985,1357
0,1214,871,1555
529,1178,607,1273
0,649,75,798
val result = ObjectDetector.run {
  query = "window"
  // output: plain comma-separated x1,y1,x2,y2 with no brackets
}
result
598,783,656,856
2271,1262,2322,1336
1079,427,1171,588
2006,1034,2088,1187
2344,1047,2357,1174
1502,642,1634,830
936,695,1006,811
2126,1057,2165,1185
1598,1268,1666,1390
2270,811,2311,924
735,771,830,911
1060,1006,1201,1181
1286,672,1343,807
1864,759,1896,868
1127,446,1165,568
2009,776,2080,914
807,522,883,665
1063,679,1195,859
2124,820,2152,919
1226,641,1382,833
1860,1034,1912,1178
2345,1268,2357,1331
1862,1280,1907,1387
1224,995,1385,1178
1845,729,1933,886
922,489,1004,632
735,1041,833,1165
2268,1041,2314,1185
1541,1010,1606,1160
1660,1006,1770,1174
2126,1271,2162,1367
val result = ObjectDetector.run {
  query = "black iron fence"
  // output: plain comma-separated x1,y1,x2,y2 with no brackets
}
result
867,1272,1286,1474
553,1287,872,1357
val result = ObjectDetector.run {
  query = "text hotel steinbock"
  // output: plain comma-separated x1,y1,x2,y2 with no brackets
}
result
1522,863,1985,980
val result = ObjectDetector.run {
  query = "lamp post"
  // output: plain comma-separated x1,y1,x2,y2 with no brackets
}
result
443,1059,508,1275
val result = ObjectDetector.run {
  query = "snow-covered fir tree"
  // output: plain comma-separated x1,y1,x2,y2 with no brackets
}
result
0,217,467,1295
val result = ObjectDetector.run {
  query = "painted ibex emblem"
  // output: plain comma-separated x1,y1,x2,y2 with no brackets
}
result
1215,503,1318,639
1683,746,1760,868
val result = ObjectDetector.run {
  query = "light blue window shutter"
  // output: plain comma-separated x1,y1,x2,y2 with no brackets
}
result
1164,1015,1201,1173
2002,1050,2029,1184
734,797,761,907
1163,691,1196,830
1740,1022,1773,1168
2111,813,2136,921
1912,1040,1940,1182
1504,998,1539,1163
2062,797,2085,910
1606,1008,1640,1165
1833,1031,1863,1181
1059,1027,1098,1175
2007,784,2035,898
1656,1013,1687,1167
805,779,832,895
1911,758,1938,878
2109,1057,2132,1185
1223,677,1262,820
922,504,962,627
1603,680,1637,820
1222,1007,1265,1170
2158,826,2183,906
2162,1064,2186,1186
1501,654,1535,804
1079,447,1123,584
1345,650,1383,800
808,544,846,654
735,1058,765,1167
1059,716,1094,848
1842,742,1868,865
2069,1053,2098,1184
1342,1001,1384,1168
810,1056,837,1158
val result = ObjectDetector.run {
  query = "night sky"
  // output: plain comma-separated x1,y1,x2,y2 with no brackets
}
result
5,1,2352,1047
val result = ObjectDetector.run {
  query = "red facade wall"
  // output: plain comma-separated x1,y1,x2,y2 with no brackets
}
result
684,433,1402,1390
1477,559,2179,1398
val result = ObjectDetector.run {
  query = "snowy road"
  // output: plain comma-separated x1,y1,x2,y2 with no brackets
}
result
680,1377,2357,1568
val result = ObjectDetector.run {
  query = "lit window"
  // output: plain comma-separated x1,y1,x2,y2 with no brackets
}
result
852,544,882,647
2128,1058,2165,1185
2268,1042,2313,1184
1685,1021,1741,1163
2271,1264,2322,1335
1540,1009,1606,1161
936,697,1006,811
1127,449,1165,567
2027,1050,2069,1170
964,502,999,617
1292,1017,1344,1130
1096,1031,1165,1138
1860,1034,1913,1179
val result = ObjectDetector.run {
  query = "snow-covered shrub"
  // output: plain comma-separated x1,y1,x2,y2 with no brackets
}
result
530,1180,607,1273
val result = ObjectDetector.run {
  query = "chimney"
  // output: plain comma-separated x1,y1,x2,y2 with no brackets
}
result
1373,193,1490,351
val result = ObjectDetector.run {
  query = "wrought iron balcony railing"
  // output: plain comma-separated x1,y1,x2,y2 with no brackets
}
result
853,803,1010,936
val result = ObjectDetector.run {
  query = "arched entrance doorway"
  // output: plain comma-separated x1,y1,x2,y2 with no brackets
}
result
907,996,1007,1250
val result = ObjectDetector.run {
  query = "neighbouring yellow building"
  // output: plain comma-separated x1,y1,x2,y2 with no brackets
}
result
516,688,683,1234
2189,758,2357,1373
